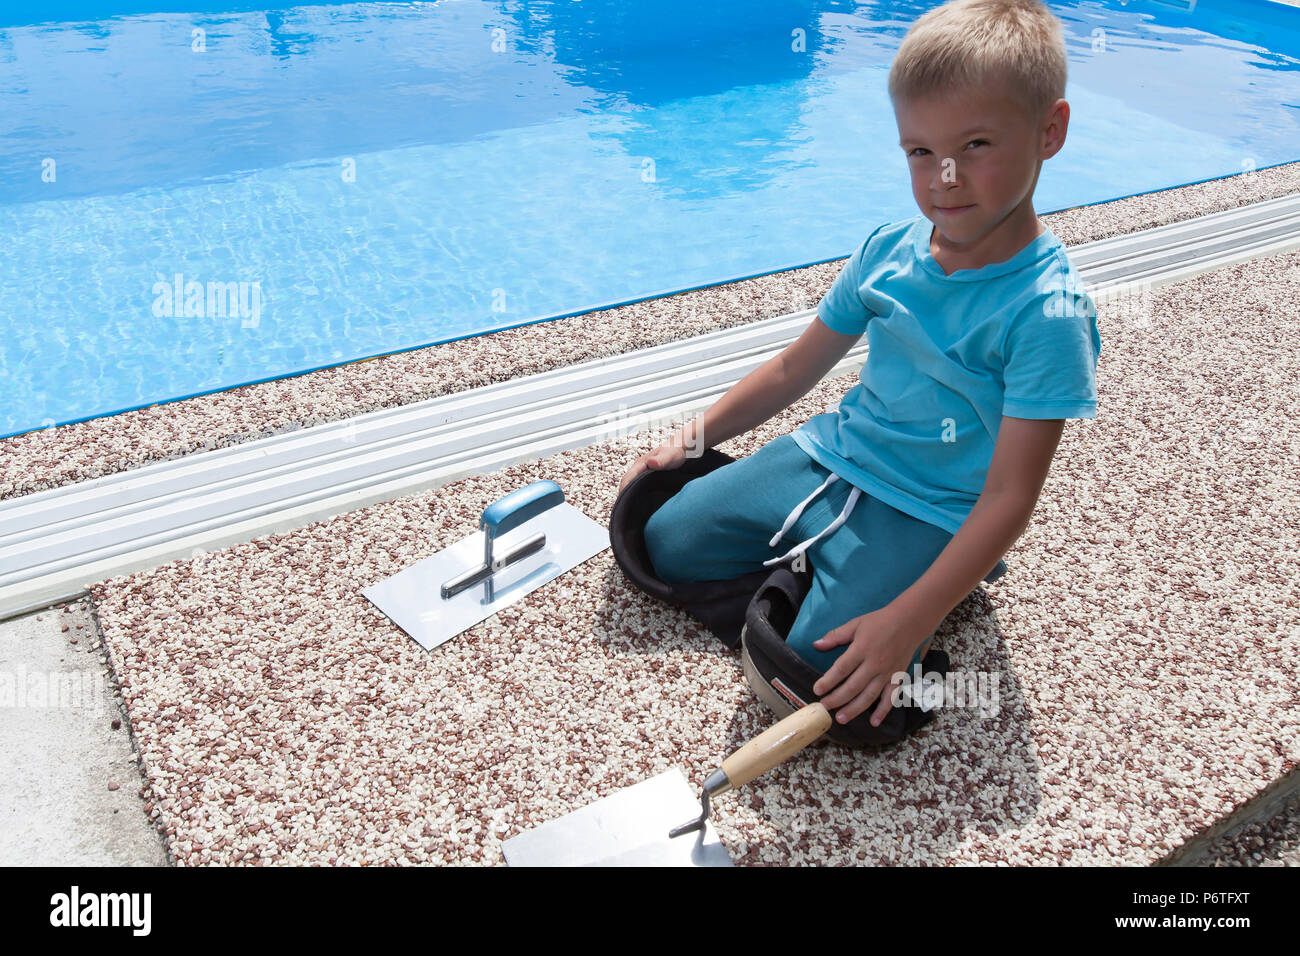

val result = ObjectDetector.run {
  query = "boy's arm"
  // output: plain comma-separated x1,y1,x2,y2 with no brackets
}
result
891,416,1064,636
813,416,1065,725
672,315,859,452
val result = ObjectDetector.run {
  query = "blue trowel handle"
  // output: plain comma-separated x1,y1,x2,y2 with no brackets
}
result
481,480,565,538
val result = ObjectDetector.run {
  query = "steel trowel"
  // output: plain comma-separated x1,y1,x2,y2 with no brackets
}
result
503,701,832,866
364,479,609,650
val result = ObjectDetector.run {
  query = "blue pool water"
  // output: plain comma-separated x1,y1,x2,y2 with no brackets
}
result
1,0,1298,438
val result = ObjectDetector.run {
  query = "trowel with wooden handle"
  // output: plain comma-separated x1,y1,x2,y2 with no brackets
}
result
502,701,833,866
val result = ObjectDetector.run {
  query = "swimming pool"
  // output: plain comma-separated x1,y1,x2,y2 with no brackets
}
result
1,0,1297,438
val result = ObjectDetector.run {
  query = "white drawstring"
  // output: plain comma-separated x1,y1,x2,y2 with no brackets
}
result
767,472,838,548
763,476,862,567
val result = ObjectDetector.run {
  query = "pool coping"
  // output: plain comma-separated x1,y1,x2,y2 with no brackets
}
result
5,193,1300,622
3,160,1300,503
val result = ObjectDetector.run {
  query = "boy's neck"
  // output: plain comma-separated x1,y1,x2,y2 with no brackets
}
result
928,203,1045,276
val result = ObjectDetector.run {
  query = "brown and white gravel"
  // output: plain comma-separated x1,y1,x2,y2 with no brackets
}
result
1198,789,1300,867
85,233,1300,864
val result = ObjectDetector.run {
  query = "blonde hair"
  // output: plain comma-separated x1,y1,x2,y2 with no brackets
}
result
888,0,1068,126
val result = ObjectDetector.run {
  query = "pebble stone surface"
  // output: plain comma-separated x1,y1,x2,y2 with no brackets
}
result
1197,790,1300,867
83,217,1300,863
7,157,1299,865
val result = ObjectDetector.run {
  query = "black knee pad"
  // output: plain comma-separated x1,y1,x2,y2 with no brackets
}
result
609,447,965,747
609,448,790,649
740,563,950,748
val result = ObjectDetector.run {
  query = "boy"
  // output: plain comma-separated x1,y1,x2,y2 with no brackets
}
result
621,0,1100,732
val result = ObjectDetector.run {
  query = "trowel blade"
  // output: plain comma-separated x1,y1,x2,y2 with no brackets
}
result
363,501,608,650
502,768,732,867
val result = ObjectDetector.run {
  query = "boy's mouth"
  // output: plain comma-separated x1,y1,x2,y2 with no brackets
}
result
935,204,973,215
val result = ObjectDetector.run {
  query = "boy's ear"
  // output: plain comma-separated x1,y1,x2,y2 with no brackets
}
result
1040,98,1069,159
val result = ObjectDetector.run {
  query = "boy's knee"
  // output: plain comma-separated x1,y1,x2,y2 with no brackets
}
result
785,613,932,675
644,505,690,584
784,614,846,673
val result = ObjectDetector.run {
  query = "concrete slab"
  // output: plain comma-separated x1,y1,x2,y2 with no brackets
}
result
0,599,166,865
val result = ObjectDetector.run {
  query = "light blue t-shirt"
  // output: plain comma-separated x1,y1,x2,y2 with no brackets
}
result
792,213,1101,536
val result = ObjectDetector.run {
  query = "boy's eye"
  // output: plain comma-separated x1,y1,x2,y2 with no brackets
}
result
906,141,986,157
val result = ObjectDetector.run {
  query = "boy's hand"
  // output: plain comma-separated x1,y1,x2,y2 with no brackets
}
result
617,441,688,495
811,603,933,727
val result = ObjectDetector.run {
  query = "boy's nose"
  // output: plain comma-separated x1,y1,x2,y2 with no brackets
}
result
932,160,966,186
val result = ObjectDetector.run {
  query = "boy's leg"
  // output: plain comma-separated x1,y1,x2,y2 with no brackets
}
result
643,433,827,584
784,486,956,675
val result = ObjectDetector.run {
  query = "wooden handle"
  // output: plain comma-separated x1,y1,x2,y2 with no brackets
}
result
720,702,832,790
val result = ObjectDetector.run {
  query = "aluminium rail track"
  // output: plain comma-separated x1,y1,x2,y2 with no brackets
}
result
2,192,1299,619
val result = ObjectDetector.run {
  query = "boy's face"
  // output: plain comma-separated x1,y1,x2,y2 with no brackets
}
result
895,84,1067,244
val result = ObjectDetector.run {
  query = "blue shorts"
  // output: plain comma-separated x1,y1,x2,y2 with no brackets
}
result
643,433,975,673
